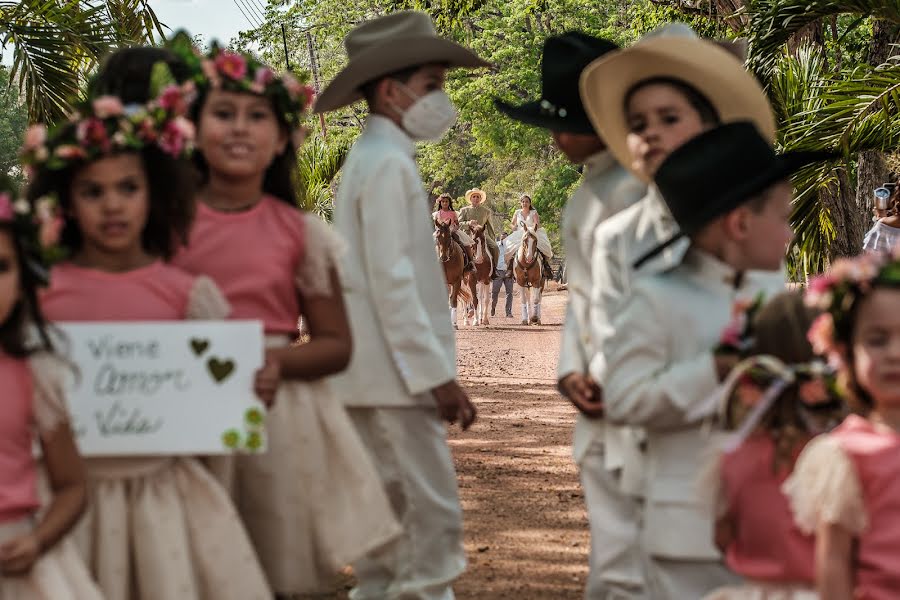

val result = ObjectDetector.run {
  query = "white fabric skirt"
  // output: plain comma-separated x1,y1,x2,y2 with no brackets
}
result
504,226,553,261
704,582,818,600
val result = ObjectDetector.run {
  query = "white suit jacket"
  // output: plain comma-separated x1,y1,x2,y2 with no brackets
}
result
557,152,644,381
604,249,785,560
331,116,456,407
575,189,686,491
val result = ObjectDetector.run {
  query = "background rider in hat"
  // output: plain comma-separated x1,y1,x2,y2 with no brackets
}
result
495,31,646,598
314,11,486,600
458,188,500,277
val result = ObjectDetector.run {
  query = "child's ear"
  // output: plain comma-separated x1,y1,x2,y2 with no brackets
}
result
722,207,751,241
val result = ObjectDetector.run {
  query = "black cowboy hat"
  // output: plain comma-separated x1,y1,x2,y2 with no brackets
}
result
494,32,618,135
633,122,836,269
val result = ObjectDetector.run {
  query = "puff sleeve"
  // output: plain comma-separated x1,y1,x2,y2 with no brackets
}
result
783,434,868,536
186,275,231,320
28,352,75,438
295,213,346,299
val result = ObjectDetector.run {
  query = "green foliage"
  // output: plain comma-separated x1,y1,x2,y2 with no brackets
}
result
295,136,348,221
1,0,164,123
0,66,28,181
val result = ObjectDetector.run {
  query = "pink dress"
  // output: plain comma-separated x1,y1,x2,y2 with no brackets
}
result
705,433,817,600
785,415,900,600
0,352,103,600
173,198,400,594
41,261,271,600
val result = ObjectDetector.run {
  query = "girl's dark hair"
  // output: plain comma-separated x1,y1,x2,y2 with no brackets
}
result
91,46,190,103
26,145,196,260
191,89,298,207
0,224,54,356
726,292,844,470
435,193,454,211
625,77,721,126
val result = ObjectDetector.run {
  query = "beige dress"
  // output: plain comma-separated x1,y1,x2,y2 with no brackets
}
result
228,215,402,594
69,279,272,600
0,354,103,600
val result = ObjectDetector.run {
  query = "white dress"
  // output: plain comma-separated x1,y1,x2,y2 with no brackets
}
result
504,209,553,262
863,220,900,252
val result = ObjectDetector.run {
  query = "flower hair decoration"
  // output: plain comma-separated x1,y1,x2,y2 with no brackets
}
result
167,31,315,132
805,248,900,358
20,69,196,173
715,293,766,355
0,177,64,284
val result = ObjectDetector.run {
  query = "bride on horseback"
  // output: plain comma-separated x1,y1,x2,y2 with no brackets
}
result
505,194,554,278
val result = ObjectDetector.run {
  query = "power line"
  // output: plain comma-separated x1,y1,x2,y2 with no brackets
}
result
233,0,262,29
246,0,267,24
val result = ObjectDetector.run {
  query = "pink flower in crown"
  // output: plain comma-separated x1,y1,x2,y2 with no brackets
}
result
76,118,111,152
54,145,87,160
23,124,47,152
201,59,221,88
807,313,836,356
158,85,187,115
215,51,247,81
92,96,125,119
158,117,194,157
139,117,159,143
281,73,303,98
719,319,743,348
0,194,13,220
254,67,275,88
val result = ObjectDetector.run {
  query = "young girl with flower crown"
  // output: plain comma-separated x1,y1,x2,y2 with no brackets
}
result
0,175,103,600
21,82,271,600
701,291,845,600
784,251,900,600
165,34,400,596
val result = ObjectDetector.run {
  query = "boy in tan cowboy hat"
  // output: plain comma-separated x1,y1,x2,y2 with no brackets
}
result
315,10,487,600
457,188,499,276
495,30,648,598
577,26,786,598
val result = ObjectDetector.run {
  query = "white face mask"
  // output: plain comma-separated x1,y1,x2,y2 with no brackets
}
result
393,83,458,142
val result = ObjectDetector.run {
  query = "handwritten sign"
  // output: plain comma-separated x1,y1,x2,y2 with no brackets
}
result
56,321,266,456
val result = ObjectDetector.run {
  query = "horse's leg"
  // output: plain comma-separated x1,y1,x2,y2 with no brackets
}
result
467,275,478,326
532,281,544,325
520,284,529,325
449,283,458,329
479,280,489,325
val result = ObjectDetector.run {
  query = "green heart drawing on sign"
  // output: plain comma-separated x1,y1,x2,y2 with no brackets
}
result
207,357,235,383
190,338,210,356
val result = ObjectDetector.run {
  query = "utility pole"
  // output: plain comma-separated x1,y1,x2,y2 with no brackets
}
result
306,29,327,138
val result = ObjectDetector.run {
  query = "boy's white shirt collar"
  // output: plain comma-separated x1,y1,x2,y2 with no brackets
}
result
367,114,416,157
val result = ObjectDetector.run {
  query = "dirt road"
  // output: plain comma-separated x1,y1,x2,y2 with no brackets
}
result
316,287,586,599
450,287,589,599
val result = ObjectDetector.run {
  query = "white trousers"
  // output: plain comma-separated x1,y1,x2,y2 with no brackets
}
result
580,441,647,600
347,406,466,600
645,557,739,600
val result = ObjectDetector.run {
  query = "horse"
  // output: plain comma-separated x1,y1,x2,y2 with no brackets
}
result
465,224,494,326
434,219,473,329
511,223,544,325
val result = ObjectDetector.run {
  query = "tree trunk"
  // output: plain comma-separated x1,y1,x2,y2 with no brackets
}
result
854,19,899,251
825,168,865,260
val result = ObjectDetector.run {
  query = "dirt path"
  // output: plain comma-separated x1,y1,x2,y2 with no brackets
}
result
313,287,585,599
450,287,589,599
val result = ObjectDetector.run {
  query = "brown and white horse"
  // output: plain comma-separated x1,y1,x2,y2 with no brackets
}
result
435,220,473,328
465,224,494,326
512,223,544,325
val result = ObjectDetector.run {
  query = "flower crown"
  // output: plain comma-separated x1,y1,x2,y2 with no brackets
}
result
20,72,196,173
715,293,766,355
167,31,315,131
0,178,64,283
805,248,900,358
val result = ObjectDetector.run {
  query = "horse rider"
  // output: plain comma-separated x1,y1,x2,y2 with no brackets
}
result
458,188,500,278
433,193,475,271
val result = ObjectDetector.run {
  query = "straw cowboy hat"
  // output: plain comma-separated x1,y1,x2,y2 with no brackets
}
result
579,36,775,182
314,11,489,113
634,122,833,268
494,32,618,134
465,188,487,204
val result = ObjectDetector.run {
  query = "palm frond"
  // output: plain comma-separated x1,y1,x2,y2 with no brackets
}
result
747,0,900,79
102,0,165,44
2,0,115,123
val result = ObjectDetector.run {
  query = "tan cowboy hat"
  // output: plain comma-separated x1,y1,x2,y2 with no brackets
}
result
314,11,489,113
465,188,487,204
579,36,775,182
